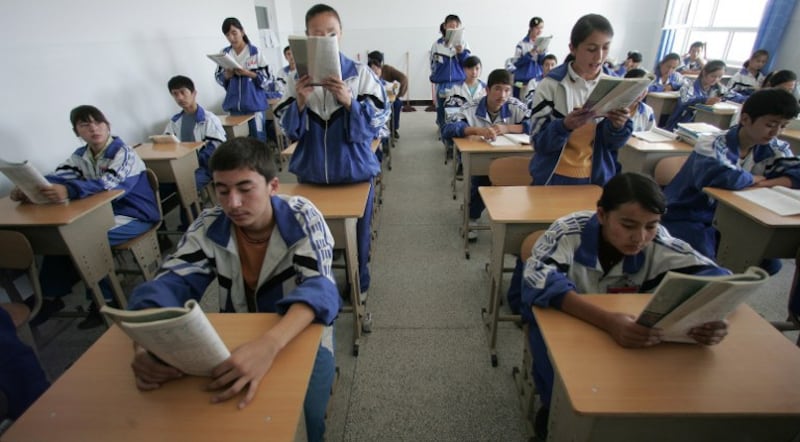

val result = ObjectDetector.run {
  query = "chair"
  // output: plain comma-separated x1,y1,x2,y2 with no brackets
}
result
511,230,546,440
0,231,43,357
653,155,688,187
112,169,163,281
488,156,533,186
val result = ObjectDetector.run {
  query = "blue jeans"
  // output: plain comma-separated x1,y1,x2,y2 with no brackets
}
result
304,344,335,442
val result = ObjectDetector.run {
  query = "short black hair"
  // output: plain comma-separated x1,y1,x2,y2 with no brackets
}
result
627,51,642,63
529,17,543,28
367,58,381,69
462,55,481,68
221,17,250,44
543,54,558,64
689,41,705,50
764,69,797,88
441,14,461,37
487,69,512,88
660,52,681,65
570,14,613,48
283,45,291,55
598,172,666,215
167,75,195,93
70,105,109,130
305,3,341,28
741,88,800,121
367,50,384,65
699,60,726,81
209,137,277,182
743,49,769,69
624,68,648,79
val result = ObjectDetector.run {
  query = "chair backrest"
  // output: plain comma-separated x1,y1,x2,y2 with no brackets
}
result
0,231,34,270
145,169,163,222
520,230,546,262
489,156,533,186
653,156,688,187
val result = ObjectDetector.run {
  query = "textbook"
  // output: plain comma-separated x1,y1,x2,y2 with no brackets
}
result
486,133,531,146
632,127,678,143
100,300,230,377
733,186,800,216
288,35,342,85
583,74,655,116
534,35,553,53
0,159,56,205
149,134,180,144
206,52,243,71
694,101,740,115
675,122,723,144
636,266,769,343
444,27,465,48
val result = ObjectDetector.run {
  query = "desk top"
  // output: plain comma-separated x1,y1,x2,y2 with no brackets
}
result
220,114,255,126
625,136,694,153
646,91,680,99
780,128,800,142
3,314,322,442
535,294,800,415
136,142,204,160
454,136,533,154
281,182,370,219
704,187,800,228
0,190,123,226
479,185,602,223
282,139,380,158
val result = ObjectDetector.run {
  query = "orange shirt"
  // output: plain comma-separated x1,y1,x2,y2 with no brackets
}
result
234,225,270,312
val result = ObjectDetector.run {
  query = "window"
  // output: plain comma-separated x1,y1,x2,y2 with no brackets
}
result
663,0,767,67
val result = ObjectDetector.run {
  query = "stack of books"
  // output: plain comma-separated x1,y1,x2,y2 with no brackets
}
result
675,122,724,145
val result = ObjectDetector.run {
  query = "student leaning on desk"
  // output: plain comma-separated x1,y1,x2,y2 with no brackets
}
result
9,105,159,329
521,173,730,440
126,138,339,442
663,60,745,131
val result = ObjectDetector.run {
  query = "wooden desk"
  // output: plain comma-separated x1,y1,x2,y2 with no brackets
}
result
692,103,739,130
536,294,800,441
3,314,322,442
281,182,371,356
220,114,255,139
645,91,679,127
136,142,204,223
453,137,533,259
618,137,693,177
479,185,602,366
704,187,800,272
0,191,126,323
779,128,800,156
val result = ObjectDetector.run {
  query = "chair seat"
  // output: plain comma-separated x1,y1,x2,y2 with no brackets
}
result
111,225,161,251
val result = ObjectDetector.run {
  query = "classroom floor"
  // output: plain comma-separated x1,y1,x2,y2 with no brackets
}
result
18,108,799,441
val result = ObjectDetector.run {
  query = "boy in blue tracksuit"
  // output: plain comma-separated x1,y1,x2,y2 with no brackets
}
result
430,14,471,130
442,69,531,240
649,52,684,93
510,17,547,98
662,88,800,273
275,4,389,300
9,105,160,328
214,17,274,142
127,138,339,442
664,60,744,131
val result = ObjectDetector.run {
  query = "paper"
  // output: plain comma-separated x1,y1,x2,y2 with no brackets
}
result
486,133,530,147
101,300,230,376
444,27,465,48
0,159,55,204
534,35,553,53
149,134,180,144
734,186,800,216
289,36,342,85
207,52,243,70
583,74,655,116
632,127,678,143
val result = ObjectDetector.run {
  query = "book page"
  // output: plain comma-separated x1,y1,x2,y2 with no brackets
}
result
502,133,531,144
288,36,310,80
584,76,653,116
307,36,341,84
445,27,465,48
676,122,723,136
0,159,55,204
101,300,230,376
149,134,180,144
486,136,517,147
207,53,242,70
632,127,678,143
734,187,800,216
534,35,553,53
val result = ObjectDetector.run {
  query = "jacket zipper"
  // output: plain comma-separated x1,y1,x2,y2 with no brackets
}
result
323,89,329,184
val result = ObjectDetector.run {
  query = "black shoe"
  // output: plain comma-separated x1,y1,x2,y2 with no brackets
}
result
77,302,104,330
26,297,65,327
534,406,549,440
393,130,400,139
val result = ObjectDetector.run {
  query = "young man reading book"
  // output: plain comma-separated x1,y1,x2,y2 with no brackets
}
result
521,172,729,439
126,138,339,442
442,69,531,240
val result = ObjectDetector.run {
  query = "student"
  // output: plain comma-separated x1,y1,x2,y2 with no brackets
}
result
614,50,642,77
510,17,547,98
9,106,159,328
441,55,486,166
662,88,800,274
367,58,392,160
523,54,557,107
521,172,729,439
624,69,656,132
164,75,226,193
126,138,339,442
528,13,632,186
273,45,297,98
664,60,743,131
648,52,684,92
368,50,408,139
0,307,50,421
763,69,798,93
728,49,769,96
275,3,389,301
430,14,471,130
214,17,274,142
677,41,706,75
442,69,531,240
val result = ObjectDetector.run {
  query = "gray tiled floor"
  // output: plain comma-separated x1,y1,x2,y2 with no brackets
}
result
10,108,799,441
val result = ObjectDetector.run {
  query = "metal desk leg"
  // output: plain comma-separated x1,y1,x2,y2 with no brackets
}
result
461,152,473,259
170,155,202,224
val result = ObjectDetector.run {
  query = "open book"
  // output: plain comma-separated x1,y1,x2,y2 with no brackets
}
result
0,159,56,204
207,52,243,71
583,74,655,116
636,267,768,343
534,35,553,53
444,27,465,48
632,127,678,143
734,186,800,216
288,35,342,85
100,300,230,377
149,134,180,144
486,133,530,146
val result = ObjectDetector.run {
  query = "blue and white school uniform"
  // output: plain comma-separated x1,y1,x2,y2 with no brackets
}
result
648,71,685,92
214,43,274,141
430,37,471,127
677,56,704,73
630,101,656,132
164,105,226,189
522,210,727,407
728,68,765,96
511,35,547,96
442,80,487,117
663,79,744,131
